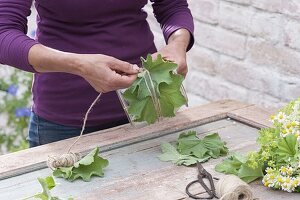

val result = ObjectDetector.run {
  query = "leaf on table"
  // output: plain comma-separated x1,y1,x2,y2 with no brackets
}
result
202,133,229,158
35,176,56,199
237,163,264,183
177,131,208,158
157,143,210,166
24,176,68,200
53,166,73,180
177,131,228,159
215,153,247,175
123,54,187,124
158,131,228,166
53,147,109,182
215,153,263,183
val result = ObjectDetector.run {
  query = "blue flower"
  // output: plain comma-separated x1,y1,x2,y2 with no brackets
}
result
6,84,18,96
15,108,31,118
29,30,36,38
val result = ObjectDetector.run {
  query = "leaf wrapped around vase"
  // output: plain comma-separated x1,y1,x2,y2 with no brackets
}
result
123,54,187,124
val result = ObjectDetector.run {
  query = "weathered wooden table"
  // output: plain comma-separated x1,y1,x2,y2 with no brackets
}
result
0,100,299,200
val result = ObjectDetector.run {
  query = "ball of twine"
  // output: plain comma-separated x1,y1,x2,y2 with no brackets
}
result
216,175,258,200
47,93,102,170
47,152,81,170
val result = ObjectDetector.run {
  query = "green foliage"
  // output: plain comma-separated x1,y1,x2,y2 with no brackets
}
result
215,153,263,183
53,147,109,182
238,164,264,183
177,131,228,158
23,176,73,200
0,68,32,154
216,128,299,184
158,143,210,166
276,134,298,162
215,153,247,175
215,98,300,192
123,54,186,124
158,131,228,166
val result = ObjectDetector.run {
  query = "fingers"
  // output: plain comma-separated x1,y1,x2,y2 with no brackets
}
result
151,52,158,60
109,59,140,75
111,72,137,88
177,67,188,77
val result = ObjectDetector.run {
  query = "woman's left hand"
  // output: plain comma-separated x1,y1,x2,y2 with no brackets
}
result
152,29,191,77
152,41,188,77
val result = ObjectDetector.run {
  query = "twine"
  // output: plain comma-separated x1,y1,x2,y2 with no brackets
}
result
142,69,162,121
46,66,171,169
47,93,102,170
216,175,259,200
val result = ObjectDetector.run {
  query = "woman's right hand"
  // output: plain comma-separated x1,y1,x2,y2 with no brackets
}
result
75,54,139,93
29,44,140,93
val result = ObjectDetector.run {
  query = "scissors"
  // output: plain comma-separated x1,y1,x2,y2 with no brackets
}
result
186,162,219,199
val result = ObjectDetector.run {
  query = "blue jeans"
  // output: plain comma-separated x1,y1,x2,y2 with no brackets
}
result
27,112,128,148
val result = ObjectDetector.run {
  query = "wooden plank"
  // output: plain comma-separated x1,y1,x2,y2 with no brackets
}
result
0,120,258,200
226,105,275,128
1,119,297,200
0,100,251,180
77,120,298,200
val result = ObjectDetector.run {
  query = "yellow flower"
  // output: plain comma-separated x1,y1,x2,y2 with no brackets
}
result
264,181,269,187
270,115,275,122
265,167,274,174
291,121,298,127
287,168,293,176
293,179,299,186
277,177,284,184
280,167,287,175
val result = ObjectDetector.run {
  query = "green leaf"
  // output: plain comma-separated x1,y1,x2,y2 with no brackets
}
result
22,176,74,200
177,131,208,158
158,74,186,117
123,54,187,124
53,166,73,179
237,164,264,183
142,54,178,89
158,143,210,166
44,176,56,190
158,131,228,166
215,153,246,175
26,176,61,200
36,176,55,199
215,153,263,183
178,131,228,159
202,133,228,158
276,134,298,162
53,147,109,182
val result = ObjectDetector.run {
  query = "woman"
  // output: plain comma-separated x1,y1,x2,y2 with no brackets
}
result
0,0,194,147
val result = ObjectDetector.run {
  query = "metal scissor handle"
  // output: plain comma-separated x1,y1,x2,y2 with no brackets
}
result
186,162,219,199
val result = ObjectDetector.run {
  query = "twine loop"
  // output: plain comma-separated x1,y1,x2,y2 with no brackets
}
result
141,68,162,121
47,93,102,170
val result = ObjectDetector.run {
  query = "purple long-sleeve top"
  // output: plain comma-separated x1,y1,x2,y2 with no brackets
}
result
0,0,194,127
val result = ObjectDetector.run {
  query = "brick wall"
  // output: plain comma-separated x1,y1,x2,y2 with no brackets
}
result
145,0,300,109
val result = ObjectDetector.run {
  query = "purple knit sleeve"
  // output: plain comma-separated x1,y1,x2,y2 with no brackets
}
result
0,0,39,73
150,0,194,51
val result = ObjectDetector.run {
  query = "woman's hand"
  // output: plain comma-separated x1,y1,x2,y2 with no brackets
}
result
77,54,139,93
29,44,140,93
152,29,191,77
